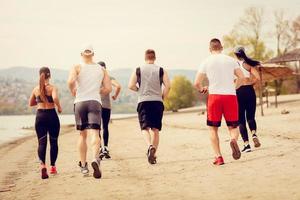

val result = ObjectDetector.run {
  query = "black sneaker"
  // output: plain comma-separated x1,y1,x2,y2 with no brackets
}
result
99,148,105,160
103,147,111,159
241,144,251,153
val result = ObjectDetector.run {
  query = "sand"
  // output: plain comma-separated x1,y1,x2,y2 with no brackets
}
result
0,94,300,200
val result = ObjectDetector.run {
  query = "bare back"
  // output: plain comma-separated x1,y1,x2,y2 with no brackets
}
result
33,84,56,110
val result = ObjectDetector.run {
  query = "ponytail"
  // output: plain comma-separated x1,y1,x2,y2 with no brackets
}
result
234,47,260,67
243,56,260,67
39,73,47,102
39,67,51,102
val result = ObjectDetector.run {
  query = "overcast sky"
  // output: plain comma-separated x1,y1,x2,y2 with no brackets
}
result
0,0,299,71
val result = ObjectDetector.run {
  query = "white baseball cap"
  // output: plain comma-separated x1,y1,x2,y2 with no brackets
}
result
81,44,94,56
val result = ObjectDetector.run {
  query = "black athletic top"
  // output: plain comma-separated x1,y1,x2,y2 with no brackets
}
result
36,95,54,103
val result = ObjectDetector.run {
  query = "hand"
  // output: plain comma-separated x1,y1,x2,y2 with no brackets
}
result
57,106,62,113
199,86,208,94
112,95,117,100
243,78,252,85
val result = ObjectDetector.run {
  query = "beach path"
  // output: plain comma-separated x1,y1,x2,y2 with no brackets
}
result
0,100,300,200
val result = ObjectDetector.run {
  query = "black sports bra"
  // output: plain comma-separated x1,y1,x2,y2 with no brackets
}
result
36,95,54,103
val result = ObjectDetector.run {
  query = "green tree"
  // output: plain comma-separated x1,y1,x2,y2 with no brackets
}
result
164,76,197,112
223,7,273,61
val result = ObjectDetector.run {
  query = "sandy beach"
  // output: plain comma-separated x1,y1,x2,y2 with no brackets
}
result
0,94,300,200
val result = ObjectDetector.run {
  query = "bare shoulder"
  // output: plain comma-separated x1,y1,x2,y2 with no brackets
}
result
49,84,57,91
73,64,81,73
45,84,56,94
242,62,252,70
32,86,39,95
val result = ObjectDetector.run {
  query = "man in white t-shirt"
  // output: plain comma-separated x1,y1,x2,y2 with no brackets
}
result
194,38,244,165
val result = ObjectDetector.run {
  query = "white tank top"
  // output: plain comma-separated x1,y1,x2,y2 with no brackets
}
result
239,61,251,78
74,63,104,104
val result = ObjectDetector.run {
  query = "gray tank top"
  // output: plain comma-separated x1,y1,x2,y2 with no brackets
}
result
137,64,163,103
100,76,115,109
101,94,111,109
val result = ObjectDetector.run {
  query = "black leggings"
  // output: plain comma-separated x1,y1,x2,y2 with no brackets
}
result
101,108,111,147
35,109,60,166
237,85,257,142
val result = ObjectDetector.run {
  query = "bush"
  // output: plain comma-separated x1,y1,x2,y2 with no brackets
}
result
164,75,197,112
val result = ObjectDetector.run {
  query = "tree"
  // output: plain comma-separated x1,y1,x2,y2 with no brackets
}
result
292,15,300,45
274,10,299,56
164,76,197,112
223,7,273,61
273,12,300,94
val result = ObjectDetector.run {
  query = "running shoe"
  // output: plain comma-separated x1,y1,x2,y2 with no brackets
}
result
103,147,111,159
49,166,57,174
213,156,224,165
230,139,241,160
91,159,102,179
252,134,261,148
147,145,157,165
78,161,89,176
241,144,251,153
99,148,105,160
41,167,49,179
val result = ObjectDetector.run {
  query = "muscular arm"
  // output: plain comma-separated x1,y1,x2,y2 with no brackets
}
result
128,71,138,92
28,88,37,107
162,70,171,100
52,86,62,113
100,69,112,95
234,68,245,80
111,79,121,100
194,72,208,93
67,65,79,96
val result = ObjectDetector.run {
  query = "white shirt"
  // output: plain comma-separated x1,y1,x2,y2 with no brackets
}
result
198,53,239,95
239,61,251,78
74,63,104,104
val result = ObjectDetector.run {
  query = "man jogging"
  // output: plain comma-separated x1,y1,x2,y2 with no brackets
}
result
194,39,244,165
68,45,112,178
128,49,170,164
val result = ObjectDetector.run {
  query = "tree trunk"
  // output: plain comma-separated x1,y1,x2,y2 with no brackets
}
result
259,68,264,116
274,80,278,108
297,61,300,93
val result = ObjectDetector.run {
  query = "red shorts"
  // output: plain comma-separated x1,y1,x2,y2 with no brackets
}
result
207,94,239,127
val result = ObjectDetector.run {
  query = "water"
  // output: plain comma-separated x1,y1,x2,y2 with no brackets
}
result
0,114,136,144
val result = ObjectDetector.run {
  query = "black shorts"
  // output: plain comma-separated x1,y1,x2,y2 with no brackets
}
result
74,100,102,131
137,101,164,131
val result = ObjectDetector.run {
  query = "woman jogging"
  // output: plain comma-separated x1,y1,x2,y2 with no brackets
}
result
98,61,121,159
234,47,261,153
29,67,62,179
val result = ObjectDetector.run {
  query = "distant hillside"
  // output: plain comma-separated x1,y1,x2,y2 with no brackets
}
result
0,66,197,115
0,66,68,82
1,66,197,83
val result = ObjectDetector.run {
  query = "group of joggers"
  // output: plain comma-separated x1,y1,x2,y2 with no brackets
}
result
29,38,261,179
